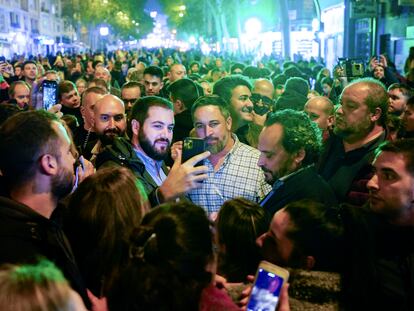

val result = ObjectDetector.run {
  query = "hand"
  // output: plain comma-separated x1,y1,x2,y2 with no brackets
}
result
277,283,290,311
238,275,254,310
48,104,63,118
369,57,380,71
87,289,108,311
76,156,95,184
170,141,183,161
252,110,267,127
214,274,228,289
159,149,210,201
379,54,388,68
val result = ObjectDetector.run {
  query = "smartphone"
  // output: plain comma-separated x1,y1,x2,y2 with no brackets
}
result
42,80,58,111
0,56,5,64
182,137,206,166
247,261,289,311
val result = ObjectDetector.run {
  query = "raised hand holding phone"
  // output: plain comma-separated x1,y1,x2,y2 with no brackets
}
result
246,261,289,311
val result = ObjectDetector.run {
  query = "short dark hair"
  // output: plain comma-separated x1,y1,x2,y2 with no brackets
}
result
231,62,246,74
130,96,173,126
387,83,413,98
121,81,144,95
265,109,322,166
213,75,252,105
23,60,37,70
191,95,231,121
58,80,76,100
0,110,60,187
375,139,414,176
168,78,203,110
143,66,164,80
284,199,344,271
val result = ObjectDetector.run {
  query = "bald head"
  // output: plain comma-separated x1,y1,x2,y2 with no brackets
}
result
81,87,106,130
94,66,111,84
94,94,126,143
253,79,275,100
304,96,335,131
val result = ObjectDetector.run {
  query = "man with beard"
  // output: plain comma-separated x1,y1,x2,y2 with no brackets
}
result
318,78,388,206
0,110,89,306
96,96,210,207
187,95,271,218
258,109,337,216
91,94,127,163
255,200,344,309
341,139,414,310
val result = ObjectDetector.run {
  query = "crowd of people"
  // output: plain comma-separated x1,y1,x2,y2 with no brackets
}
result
0,47,413,310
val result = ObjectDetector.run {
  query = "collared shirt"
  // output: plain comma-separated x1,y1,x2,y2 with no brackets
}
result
134,148,167,186
260,165,310,207
188,134,271,216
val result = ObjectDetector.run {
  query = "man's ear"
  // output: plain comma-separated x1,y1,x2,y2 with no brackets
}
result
294,148,306,166
39,154,58,176
131,119,140,136
305,256,315,270
370,107,382,122
226,116,232,131
160,81,164,90
327,115,335,129
176,99,184,112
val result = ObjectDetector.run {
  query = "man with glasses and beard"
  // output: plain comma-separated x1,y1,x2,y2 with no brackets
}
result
0,110,89,306
95,96,210,207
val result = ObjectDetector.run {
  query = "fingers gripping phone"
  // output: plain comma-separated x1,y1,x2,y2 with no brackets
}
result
247,261,289,311
42,80,58,111
182,137,206,166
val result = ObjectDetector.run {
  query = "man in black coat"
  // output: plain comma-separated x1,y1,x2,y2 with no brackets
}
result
258,109,337,215
0,110,89,306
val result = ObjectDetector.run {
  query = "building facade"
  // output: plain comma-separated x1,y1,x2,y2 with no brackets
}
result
0,0,73,58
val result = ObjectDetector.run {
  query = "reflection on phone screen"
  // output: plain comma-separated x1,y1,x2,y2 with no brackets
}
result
247,268,283,311
43,86,57,111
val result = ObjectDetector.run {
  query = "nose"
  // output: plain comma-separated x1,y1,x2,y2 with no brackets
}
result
367,173,379,191
246,97,253,107
205,125,214,137
108,117,115,128
336,105,344,115
257,153,265,167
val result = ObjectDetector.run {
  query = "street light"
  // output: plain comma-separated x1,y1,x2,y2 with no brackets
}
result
245,17,262,36
99,26,109,36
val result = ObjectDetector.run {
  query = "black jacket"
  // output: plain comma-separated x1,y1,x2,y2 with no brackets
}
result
95,137,169,207
260,165,337,216
0,195,89,306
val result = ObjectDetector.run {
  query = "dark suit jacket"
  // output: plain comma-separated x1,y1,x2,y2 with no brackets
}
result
260,165,337,216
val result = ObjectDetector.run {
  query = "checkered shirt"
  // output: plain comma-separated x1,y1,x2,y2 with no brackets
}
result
188,135,272,216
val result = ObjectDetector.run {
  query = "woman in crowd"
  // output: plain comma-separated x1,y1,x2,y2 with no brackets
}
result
216,197,269,283
65,166,149,298
108,202,240,311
